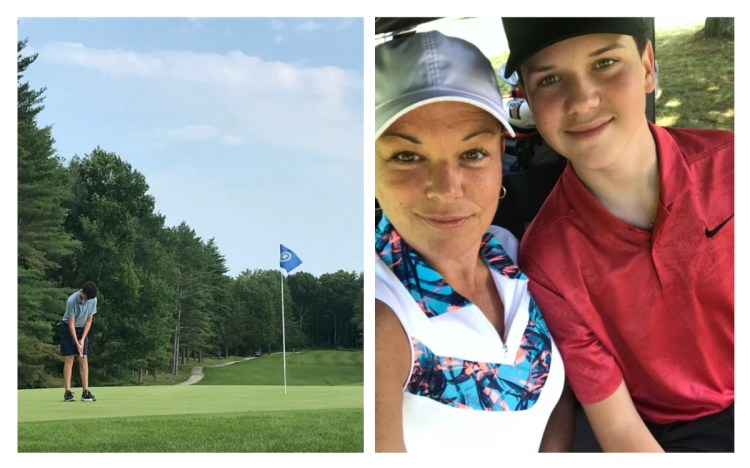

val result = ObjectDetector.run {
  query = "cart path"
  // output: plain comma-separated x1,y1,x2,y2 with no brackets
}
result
180,356,257,385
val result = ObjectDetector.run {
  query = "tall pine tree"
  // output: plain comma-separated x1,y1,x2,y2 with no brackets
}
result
17,40,79,388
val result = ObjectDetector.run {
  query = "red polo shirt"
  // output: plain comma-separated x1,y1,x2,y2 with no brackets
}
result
519,122,733,424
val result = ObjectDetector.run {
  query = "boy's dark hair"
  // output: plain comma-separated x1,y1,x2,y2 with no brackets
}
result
634,32,649,56
82,281,98,299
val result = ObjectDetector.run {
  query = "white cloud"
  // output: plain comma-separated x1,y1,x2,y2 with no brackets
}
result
167,124,220,141
273,34,284,44
44,42,165,79
41,42,360,89
220,135,245,146
40,41,362,160
270,19,284,30
296,20,324,31
336,19,356,30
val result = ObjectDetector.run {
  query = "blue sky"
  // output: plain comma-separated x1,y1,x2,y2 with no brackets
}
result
17,17,364,277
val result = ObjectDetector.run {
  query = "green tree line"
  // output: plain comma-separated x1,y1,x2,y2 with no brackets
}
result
17,40,363,389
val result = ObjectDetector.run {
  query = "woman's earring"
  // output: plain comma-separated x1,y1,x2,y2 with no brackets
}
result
499,185,507,200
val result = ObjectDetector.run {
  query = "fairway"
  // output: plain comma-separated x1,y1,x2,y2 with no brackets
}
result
19,408,362,452
19,385,361,423
199,349,364,385
18,350,363,452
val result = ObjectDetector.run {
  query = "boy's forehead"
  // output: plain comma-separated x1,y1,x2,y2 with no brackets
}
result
502,17,646,79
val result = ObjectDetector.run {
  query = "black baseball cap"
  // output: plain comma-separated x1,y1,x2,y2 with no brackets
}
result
502,17,647,78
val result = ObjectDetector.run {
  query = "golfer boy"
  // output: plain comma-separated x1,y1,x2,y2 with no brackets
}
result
60,281,99,402
504,18,734,451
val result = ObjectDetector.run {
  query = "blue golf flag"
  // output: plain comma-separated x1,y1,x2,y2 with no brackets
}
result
280,244,303,273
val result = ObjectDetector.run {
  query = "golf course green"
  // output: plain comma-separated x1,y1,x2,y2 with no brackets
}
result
17,350,363,452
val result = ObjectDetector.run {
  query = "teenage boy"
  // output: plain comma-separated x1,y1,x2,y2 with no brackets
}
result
503,18,733,452
60,281,99,402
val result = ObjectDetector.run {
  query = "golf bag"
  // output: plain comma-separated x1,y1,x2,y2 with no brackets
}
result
494,63,566,240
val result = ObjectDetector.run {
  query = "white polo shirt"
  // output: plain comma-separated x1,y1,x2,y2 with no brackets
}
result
376,220,565,452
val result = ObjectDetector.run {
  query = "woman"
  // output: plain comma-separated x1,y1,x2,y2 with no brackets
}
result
375,30,573,452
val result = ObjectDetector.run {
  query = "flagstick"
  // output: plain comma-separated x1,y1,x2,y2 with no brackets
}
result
280,270,287,395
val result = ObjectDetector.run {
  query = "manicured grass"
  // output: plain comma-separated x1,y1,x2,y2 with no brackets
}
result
655,24,734,130
19,408,362,452
18,349,364,452
18,385,362,423
199,349,363,386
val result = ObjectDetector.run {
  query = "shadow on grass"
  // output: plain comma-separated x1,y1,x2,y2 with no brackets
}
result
655,25,734,130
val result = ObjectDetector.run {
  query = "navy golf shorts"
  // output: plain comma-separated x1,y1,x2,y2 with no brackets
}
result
59,322,89,356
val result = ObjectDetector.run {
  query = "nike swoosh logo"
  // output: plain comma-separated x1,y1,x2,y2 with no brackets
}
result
705,214,734,238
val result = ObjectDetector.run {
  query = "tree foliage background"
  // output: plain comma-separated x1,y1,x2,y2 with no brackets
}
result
17,40,364,389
